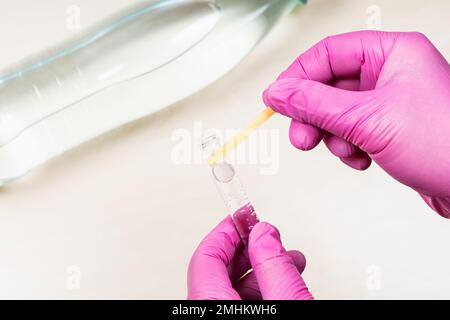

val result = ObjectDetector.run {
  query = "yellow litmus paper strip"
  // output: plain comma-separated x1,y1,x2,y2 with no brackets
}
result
208,107,275,165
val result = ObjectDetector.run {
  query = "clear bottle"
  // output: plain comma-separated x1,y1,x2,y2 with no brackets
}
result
0,0,305,184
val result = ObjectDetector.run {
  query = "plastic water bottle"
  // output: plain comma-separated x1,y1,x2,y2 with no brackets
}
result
0,0,305,185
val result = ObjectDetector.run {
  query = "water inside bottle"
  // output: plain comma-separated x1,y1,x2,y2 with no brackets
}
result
0,0,300,184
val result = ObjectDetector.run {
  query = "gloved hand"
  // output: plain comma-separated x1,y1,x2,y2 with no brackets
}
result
188,216,313,300
263,31,450,218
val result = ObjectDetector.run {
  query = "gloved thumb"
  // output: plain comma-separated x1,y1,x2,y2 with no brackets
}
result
248,222,313,300
263,78,380,148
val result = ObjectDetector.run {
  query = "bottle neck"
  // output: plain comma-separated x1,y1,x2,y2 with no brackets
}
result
291,0,307,10
287,0,307,8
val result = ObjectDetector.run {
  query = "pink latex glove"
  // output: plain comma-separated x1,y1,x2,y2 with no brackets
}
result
188,216,313,300
263,31,450,218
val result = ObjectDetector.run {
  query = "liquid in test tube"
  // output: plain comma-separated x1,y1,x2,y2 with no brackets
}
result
201,135,259,245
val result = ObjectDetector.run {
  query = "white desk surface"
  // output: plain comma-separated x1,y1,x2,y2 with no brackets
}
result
0,0,449,299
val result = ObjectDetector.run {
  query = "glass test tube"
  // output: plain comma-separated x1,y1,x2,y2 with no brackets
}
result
201,134,259,245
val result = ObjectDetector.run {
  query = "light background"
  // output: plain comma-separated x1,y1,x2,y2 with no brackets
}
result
0,0,449,299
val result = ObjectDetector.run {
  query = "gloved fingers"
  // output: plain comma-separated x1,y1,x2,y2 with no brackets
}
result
263,31,396,151
287,250,307,274
328,77,360,91
232,270,261,300
324,133,372,170
323,133,359,158
233,250,307,300
340,152,372,171
275,31,397,88
227,243,251,284
289,119,323,151
248,222,314,300
286,75,361,153
187,216,243,300
419,194,450,219
263,77,379,149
